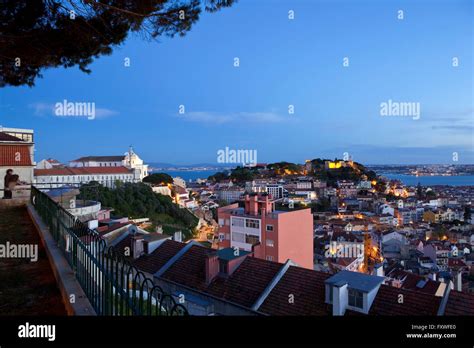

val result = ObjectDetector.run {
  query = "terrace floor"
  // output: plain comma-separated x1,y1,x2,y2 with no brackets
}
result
0,202,67,315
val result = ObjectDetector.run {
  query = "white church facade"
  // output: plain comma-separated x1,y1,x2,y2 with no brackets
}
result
34,147,149,188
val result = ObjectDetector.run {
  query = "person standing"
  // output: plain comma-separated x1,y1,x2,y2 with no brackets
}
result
7,174,20,198
3,169,13,199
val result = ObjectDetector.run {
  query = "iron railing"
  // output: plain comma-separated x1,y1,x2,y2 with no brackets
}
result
30,186,188,316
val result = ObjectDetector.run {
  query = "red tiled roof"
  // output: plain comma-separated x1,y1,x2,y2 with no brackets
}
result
34,166,132,176
97,222,129,235
0,144,32,166
258,267,332,315
207,257,283,308
386,269,441,296
131,240,186,275
46,158,61,164
160,244,215,290
71,156,124,162
369,285,441,315
448,259,467,268
174,185,188,194
444,290,474,315
158,245,284,308
112,235,134,256
331,257,358,267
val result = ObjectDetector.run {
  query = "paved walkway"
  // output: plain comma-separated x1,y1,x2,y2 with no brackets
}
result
0,204,67,315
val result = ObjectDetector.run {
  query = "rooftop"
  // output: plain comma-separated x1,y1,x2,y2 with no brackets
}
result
325,270,385,292
217,247,251,261
34,166,132,176
368,285,441,315
71,155,125,162
444,290,474,315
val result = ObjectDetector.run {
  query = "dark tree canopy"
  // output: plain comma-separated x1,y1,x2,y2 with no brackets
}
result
0,0,237,87
79,181,199,238
208,171,229,182
143,172,173,185
230,166,255,182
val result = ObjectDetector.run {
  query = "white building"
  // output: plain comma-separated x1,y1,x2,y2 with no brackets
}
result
216,187,245,203
173,177,186,188
265,184,285,200
69,147,149,180
122,147,149,180
69,155,124,168
152,185,172,197
34,166,139,188
36,158,63,169
35,147,149,188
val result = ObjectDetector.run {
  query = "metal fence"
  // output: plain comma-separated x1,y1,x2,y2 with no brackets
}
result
30,186,188,316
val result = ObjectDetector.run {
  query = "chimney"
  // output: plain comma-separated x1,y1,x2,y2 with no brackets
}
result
174,231,182,242
205,253,220,285
251,242,263,259
392,279,402,288
374,263,384,277
245,194,259,215
131,235,144,259
455,271,463,292
332,281,348,316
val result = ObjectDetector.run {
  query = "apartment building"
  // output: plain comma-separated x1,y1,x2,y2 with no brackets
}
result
216,193,313,269
216,186,245,203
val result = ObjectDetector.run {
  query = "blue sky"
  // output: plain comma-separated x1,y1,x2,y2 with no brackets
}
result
1,0,473,165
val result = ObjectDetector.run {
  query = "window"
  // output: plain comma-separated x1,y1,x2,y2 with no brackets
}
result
232,218,244,227
266,224,274,231
225,219,230,226
348,289,363,309
231,232,245,243
266,239,274,247
266,255,273,261
245,219,260,229
245,234,259,245
218,233,225,242
218,218,224,226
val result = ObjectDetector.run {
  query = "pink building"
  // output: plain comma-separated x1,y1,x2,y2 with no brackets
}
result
216,194,314,269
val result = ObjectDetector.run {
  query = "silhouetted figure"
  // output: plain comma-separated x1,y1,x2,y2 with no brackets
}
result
3,169,13,199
